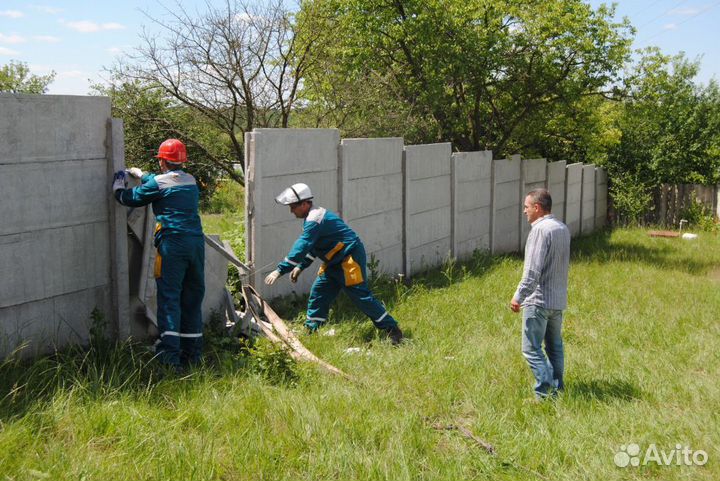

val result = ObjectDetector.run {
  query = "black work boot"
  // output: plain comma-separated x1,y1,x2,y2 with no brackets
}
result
386,326,404,345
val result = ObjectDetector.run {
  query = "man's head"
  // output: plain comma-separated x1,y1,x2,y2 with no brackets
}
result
289,199,313,218
155,139,188,172
523,188,552,224
275,183,314,218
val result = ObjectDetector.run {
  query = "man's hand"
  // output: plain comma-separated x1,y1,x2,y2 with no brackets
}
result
264,270,281,285
290,267,302,283
112,170,127,192
127,167,145,179
510,298,521,313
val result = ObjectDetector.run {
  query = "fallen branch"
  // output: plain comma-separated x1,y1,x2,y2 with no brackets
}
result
242,284,353,381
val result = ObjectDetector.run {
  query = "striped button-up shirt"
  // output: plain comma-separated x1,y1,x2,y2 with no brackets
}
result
514,214,570,310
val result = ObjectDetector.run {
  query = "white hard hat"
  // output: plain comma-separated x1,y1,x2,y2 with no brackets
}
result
275,183,313,205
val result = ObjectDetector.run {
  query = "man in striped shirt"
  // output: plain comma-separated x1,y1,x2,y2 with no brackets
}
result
510,188,570,399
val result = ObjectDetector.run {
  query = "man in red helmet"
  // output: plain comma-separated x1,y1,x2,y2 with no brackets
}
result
112,139,205,372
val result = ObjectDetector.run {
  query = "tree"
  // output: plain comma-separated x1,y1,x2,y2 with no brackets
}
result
603,50,720,223
109,0,316,183
298,0,633,156
93,79,233,204
0,60,55,94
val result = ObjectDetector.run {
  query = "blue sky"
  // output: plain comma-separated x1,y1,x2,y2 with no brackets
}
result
1,1,719,95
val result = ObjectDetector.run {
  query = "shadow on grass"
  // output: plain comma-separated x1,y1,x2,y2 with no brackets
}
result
569,378,643,402
570,227,718,275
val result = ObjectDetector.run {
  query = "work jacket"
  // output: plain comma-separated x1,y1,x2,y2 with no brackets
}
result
277,207,359,275
114,170,204,246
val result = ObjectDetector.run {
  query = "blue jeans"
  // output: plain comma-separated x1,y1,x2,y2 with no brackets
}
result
521,305,564,398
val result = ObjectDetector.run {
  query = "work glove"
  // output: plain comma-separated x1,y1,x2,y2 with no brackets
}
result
290,267,302,283
264,270,281,285
112,170,127,192
126,167,145,179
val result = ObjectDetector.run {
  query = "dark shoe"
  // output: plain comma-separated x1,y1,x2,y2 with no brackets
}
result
386,326,404,345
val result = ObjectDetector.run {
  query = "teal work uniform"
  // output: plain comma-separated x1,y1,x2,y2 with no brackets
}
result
114,170,205,366
277,206,397,331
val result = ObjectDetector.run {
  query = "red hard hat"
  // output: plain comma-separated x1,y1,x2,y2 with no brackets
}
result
155,139,188,163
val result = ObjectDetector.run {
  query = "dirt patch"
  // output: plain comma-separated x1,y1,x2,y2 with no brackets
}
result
708,267,720,282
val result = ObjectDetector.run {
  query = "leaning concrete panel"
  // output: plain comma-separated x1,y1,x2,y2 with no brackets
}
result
595,168,608,228
581,164,596,235
0,94,110,164
452,151,492,260
565,163,583,237
492,156,521,254
404,143,452,275
341,138,404,277
246,129,340,299
547,161,567,222
521,158,547,249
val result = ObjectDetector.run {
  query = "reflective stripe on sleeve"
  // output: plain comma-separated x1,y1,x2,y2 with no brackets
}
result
284,257,299,266
374,312,388,323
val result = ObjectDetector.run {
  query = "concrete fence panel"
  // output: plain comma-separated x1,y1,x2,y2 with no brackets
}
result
581,164,596,235
595,168,608,228
521,158,547,249
547,161,567,222
340,138,404,276
245,128,340,298
565,163,583,237
404,143,452,275
452,151,493,260
0,94,116,357
492,155,522,254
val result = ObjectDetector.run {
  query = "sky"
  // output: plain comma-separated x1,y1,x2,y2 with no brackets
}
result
0,0,719,96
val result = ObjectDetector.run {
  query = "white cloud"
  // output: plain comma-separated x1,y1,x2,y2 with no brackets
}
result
61,20,126,33
0,46,20,56
0,34,26,44
33,35,61,43
668,7,701,16
0,10,24,18
32,5,64,15
662,23,679,30
107,47,123,54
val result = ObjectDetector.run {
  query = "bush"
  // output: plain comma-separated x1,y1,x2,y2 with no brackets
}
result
201,179,245,214
609,173,653,225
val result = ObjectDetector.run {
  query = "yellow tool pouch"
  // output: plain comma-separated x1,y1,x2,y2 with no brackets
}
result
341,255,363,286
154,253,163,278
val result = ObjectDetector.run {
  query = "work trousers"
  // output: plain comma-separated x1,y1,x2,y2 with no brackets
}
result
154,235,205,366
306,244,397,331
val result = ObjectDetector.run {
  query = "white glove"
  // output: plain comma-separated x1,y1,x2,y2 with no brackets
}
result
112,170,127,192
264,270,281,285
127,167,145,179
290,267,302,283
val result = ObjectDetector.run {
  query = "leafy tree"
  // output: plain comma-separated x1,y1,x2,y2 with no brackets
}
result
108,0,316,181
298,0,633,156
0,60,55,94
93,80,235,205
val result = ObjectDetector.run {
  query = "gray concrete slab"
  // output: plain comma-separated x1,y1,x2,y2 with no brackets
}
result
492,156,521,253
547,161,567,222
0,94,110,164
595,168,608,227
404,143,452,275
452,151,492,260
522,158,548,249
340,138,404,276
246,129,340,298
565,163,583,237
581,164,596,235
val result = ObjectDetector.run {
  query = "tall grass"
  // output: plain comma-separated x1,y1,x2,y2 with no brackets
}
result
1,228,718,480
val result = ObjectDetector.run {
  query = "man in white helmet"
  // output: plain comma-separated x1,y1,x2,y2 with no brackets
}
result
265,183,404,344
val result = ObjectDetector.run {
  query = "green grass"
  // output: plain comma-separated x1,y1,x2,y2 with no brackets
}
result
1,228,719,480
